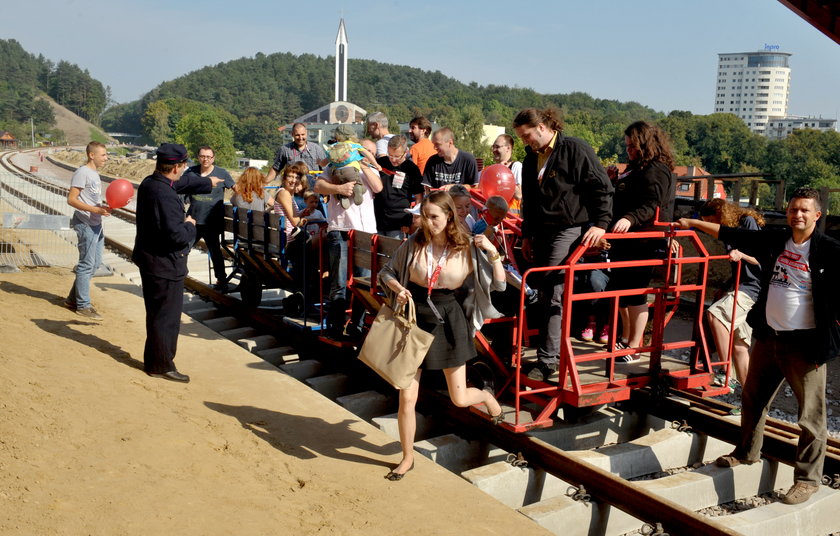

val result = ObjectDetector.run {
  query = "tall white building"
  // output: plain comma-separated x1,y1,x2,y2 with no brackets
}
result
713,50,792,135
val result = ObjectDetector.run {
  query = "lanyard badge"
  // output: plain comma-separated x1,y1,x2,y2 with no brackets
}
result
426,243,449,324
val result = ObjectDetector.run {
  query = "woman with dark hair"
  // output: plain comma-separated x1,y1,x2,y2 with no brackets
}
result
608,121,676,362
378,191,506,480
230,167,274,211
699,199,764,387
274,161,310,239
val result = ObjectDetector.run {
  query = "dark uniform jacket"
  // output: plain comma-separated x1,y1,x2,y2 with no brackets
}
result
520,134,613,238
133,172,211,281
719,225,840,365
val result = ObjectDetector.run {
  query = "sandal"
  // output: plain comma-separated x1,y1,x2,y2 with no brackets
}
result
490,409,505,425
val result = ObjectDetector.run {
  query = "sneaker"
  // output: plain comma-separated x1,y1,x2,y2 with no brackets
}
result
580,322,596,342
602,340,629,351
76,307,103,321
598,325,609,344
782,481,819,505
616,353,640,363
523,361,558,382
63,299,77,311
213,280,229,293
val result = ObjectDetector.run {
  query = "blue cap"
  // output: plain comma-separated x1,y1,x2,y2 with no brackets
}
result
156,143,188,163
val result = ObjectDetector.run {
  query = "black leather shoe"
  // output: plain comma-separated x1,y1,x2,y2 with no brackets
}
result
523,361,557,382
147,370,190,383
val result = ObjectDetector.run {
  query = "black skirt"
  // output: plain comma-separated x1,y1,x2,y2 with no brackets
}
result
407,282,475,370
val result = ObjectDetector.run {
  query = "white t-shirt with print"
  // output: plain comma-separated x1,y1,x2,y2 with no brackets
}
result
766,237,816,331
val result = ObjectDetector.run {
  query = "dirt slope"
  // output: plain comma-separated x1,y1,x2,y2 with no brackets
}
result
37,94,115,145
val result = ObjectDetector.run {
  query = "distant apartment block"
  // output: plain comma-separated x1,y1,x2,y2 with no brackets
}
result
714,50,791,135
764,116,838,140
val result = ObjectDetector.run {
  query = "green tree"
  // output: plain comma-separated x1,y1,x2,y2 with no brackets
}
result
142,100,172,145
175,109,236,167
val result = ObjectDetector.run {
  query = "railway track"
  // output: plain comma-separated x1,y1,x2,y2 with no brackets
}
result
3,149,840,535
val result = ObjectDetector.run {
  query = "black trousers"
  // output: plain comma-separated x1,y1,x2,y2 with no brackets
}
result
140,271,185,374
194,223,226,281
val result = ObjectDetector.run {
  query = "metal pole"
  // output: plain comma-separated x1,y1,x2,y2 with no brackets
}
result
30,118,35,148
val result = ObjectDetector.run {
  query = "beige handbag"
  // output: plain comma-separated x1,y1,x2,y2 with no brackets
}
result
358,297,433,390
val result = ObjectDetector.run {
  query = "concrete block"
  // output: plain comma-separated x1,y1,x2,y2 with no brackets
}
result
220,326,260,341
279,360,323,380
414,433,507,475
530,407,667,451
187,307,220,322
202,316,241,332
336,390,391,421
237,334,280,352
570,428,732,479
257,346,299,366
726,486,840,536
304,373,350,399
373,412,437,441
518,459,795,536
461,461,570,509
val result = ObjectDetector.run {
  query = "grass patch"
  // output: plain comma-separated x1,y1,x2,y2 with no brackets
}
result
88,127,108,144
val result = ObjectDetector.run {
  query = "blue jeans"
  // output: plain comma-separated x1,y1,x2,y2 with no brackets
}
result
326,230,370,333
68,214,104,309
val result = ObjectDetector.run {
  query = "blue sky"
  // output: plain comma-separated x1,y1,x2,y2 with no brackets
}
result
3,0,839,119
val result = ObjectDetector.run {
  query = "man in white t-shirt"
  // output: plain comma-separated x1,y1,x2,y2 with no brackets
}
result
491,134,523,214
677,187,840,505
66,141,111,320
314,140,382,338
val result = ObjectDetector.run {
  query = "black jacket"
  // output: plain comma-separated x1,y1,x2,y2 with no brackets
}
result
132,172,211,281
719,225,840,365
521,134,613,238
612,161,675,228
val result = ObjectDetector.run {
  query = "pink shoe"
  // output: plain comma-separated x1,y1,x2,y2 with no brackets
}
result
598,325,609,344
580,322,596,342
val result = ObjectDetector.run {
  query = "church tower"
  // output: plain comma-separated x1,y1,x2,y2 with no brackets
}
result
335,18,348,102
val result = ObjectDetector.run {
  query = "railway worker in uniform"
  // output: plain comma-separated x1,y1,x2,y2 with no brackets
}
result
133,143,223,383
265,123,326,185
677,186,840,505
407,116,435,175
184,146,234,291
66,141,111,320
421,128,479,192
513,107,613,382
379,191,506,481
314,141,382,339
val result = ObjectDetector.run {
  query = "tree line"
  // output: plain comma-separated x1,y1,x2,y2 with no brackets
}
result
98,49,839,210
0,38,109,143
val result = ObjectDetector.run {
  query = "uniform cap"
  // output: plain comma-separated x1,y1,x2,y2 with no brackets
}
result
156,143,188,163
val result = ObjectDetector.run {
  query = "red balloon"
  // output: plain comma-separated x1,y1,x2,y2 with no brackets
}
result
105,179,134,209
479,164,516,204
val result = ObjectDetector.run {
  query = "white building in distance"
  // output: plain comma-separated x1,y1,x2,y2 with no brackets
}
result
714,49,791,135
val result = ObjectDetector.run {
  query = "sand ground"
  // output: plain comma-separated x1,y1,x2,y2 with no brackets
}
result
0,268,549,536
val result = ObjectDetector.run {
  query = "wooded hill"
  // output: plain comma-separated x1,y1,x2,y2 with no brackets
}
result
101,51,662,164
101,50,840,206
0,39,109,144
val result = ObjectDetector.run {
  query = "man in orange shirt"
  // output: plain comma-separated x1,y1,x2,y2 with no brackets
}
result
408,116,435,175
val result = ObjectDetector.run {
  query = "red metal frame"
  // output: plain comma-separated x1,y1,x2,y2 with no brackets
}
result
500,226,736,432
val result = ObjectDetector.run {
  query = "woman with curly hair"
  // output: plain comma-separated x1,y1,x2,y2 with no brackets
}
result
378,191,506,481
230,167,274,211
607,121,676,362
700,198,765,388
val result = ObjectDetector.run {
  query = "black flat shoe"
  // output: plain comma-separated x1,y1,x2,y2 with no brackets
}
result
490,410,505,425
384,462,414,481
147,370,190,383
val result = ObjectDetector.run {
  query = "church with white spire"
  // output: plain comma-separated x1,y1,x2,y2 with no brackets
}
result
292,18,367,128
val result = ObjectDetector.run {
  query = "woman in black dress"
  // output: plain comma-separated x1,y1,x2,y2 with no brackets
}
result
379,191,506,480
608,121,675,362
